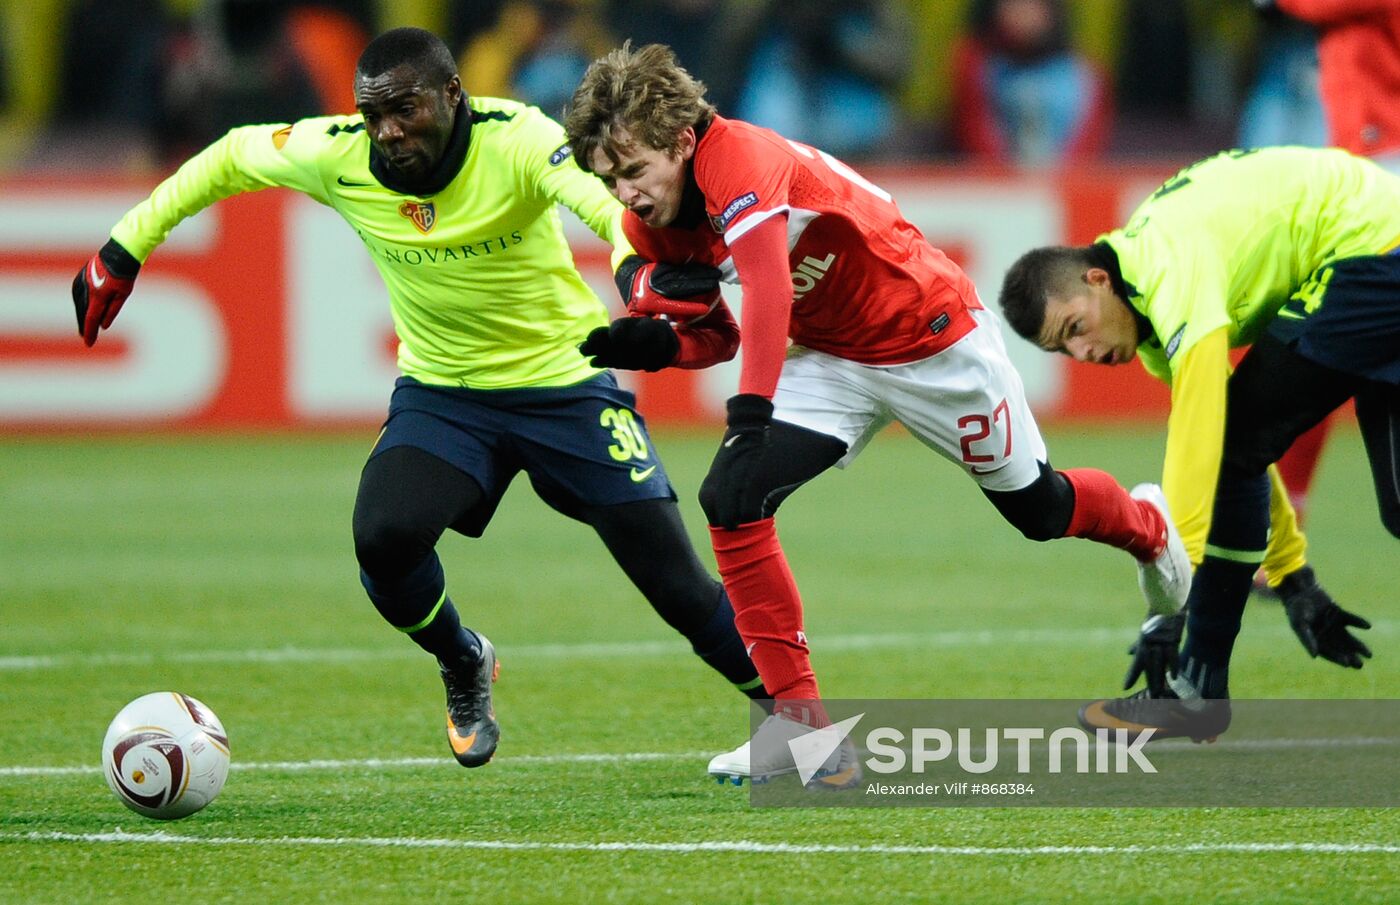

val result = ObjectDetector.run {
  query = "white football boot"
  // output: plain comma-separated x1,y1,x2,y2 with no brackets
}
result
707,713,862,789
1130,483,1192,616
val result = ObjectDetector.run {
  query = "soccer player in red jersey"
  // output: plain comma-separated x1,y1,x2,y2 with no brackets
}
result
565,43,1191,787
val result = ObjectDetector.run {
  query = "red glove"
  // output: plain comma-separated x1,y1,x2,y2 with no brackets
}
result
614,255,722,323
72,239,140,347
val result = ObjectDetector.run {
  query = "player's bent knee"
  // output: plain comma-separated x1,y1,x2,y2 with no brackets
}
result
1012,516,1064,543
697,481,787,527
697,481,720,526
352,511,434,580
697,482,764,527
998,504,1066,542
982,462,1074,542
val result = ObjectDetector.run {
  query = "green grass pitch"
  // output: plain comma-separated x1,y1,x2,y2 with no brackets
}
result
2,425,1396,903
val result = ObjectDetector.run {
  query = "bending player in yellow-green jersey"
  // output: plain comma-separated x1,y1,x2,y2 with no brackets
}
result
70,27,767,769
999,146,1400,741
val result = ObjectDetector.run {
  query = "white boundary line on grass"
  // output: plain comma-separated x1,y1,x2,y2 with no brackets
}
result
7,622,1359,671
0,751,713,777
3,737,1396,778
6,829,1400,856
0,628,1122,669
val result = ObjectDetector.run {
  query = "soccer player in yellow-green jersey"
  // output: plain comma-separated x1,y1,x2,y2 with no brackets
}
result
999,146,1400,740
70,27,767,769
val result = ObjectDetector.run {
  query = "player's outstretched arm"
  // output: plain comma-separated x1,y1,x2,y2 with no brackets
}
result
1161,328,1233,566
72,238,140,347
75,120,334,347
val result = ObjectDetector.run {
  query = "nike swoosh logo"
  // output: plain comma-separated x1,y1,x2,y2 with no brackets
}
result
447,720,478,755
89,260,105,288
969,462,1007,475
337,176,372,187
723,435,741,448
1080,699,1148,732
630,465,657,482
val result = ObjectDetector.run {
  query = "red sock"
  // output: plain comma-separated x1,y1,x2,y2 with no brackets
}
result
1061,468,1165,562
709,519,826,725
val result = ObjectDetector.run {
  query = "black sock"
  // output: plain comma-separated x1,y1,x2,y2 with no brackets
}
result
686,589,768,700
1178,557,1255,698
411,597,482,665
1177,470,1271,699
361,552,480,662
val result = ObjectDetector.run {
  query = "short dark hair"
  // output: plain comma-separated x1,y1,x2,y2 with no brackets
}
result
998,244,1104,341
356,27,457,84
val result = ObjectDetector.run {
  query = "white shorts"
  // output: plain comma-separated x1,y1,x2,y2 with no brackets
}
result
771,308,1048,492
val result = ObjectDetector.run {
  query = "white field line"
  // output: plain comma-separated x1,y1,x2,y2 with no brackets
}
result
4,737,1395,779
5,622,1361,671
5,829,1399,856
0,751,713,777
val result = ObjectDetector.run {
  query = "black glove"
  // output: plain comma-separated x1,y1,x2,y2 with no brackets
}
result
700,394,773,530
72,238,140,347
1123,611,1185,697
1278,566,1372,669
578,316,679,371
615,255,723,307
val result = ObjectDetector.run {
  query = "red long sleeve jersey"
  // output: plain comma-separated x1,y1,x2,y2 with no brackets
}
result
1275,0,1400,157
622,116,981,393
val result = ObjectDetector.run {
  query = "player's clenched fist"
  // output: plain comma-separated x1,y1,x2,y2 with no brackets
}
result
72,238,141,347
579,316,679,371
615,255,722,322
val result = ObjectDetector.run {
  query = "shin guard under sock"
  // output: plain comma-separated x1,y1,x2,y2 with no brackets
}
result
1062,468,1166,561
361,552,480,662
709,520,822,718
1178,472,1271,699
686,588,769,699
1177,559,1253,699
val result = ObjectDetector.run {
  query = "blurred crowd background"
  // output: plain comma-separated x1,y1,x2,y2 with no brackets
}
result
0,0,1328,174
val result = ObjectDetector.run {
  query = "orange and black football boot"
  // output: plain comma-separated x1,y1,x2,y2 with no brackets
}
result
1079,686,1231,744
439,633,500,767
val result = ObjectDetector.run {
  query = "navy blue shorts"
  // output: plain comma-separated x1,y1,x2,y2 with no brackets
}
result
1270,249,1400,386
369,373,675,537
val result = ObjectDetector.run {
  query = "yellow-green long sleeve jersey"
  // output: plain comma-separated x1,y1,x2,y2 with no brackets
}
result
111,96,631,389
1101,146,1400,564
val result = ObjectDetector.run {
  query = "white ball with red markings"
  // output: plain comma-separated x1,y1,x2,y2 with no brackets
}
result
101,692,230,820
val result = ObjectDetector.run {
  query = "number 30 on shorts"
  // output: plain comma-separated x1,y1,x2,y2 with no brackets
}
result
600,407,651,462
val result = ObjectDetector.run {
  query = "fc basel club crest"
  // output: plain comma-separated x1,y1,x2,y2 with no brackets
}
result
398,200,436,234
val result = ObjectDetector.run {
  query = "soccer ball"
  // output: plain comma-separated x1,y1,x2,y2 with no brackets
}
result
101,692,231,820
